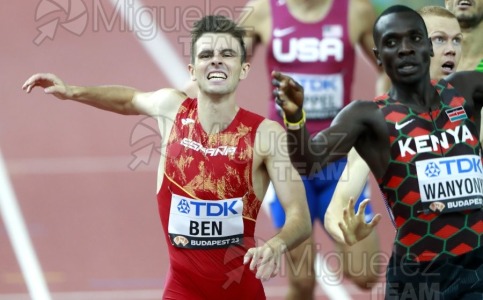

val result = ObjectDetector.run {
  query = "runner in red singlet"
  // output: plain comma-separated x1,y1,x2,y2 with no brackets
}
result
22,15,311,300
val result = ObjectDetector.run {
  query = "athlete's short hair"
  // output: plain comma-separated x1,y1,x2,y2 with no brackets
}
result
190,15,247,64
373,5,428,46
418,6,457,20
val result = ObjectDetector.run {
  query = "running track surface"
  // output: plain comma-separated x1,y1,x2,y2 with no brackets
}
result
1,1,394,299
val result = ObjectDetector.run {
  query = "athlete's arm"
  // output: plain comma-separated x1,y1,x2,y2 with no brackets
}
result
325,148,382,245
244,120,311,281
447,71,483,132
263,121,311,251
325,148,370,242
447,71,483,101
22,73,185,117
274,71,389,177
350,0,389,95
237,0,270,59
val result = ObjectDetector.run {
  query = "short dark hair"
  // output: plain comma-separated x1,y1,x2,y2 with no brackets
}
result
373,5,428,46
190,15,247,64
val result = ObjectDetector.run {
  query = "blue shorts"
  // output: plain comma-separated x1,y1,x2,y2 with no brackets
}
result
269,158,374,229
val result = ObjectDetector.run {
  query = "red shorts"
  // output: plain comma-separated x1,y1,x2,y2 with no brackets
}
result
162,265,266,300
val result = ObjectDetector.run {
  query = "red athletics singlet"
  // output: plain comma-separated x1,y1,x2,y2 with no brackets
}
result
266,0,355,134
375,80,483,262
157,98,266,299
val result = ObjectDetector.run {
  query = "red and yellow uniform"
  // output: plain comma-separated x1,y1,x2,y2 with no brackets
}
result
158,98,266,299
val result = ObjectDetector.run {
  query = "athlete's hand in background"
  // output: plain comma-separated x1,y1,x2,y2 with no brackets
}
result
244,237,286,281
338,198,382,246
22,73,73,100
271,71,304,122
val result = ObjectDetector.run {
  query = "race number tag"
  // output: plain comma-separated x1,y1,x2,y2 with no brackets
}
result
416,155,483,213
168,194,244,249
275,73,343,120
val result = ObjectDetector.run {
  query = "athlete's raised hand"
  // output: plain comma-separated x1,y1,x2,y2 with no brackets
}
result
339,198,382,246
271,71,304,120
243,239,285,281
22,73,73,100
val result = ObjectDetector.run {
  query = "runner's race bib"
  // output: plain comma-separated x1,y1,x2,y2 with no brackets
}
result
168,194,244,249
416,154,483,213
275,73,343,120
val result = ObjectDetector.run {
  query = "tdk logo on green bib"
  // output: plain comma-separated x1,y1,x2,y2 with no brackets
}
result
177,199,240,216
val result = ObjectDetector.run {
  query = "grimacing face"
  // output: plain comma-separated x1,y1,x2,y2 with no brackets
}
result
445,0,483,28
424,15,463,80
189,33,250,96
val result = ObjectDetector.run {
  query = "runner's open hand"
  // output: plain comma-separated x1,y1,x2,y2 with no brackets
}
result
339,198,382,246
244,242,284,281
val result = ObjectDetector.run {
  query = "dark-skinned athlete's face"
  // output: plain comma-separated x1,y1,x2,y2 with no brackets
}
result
374,12,433,85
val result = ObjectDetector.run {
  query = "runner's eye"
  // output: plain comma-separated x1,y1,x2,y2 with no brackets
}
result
413,35,422,42
452,37,462,45
198,51,213,59
431,36,445,44
220,50,238,58
385,39,397,47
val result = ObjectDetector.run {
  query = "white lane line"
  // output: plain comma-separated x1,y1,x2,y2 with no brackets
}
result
0,148,52,300
315,254,352,300
108,0,190,90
